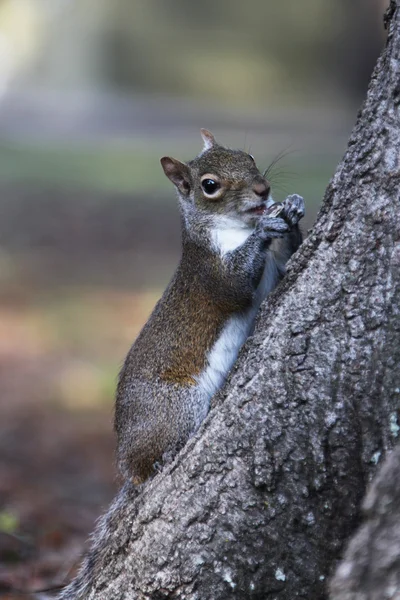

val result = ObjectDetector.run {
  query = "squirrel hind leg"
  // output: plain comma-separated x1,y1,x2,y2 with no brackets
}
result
118,439,165,484
120,442,184,484
115,382,202,484
117,448,153,484
130,432,188,483
130,459,157,485
116,415,188,484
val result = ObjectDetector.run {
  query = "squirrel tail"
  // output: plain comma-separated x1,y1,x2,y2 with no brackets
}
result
58,481,139,600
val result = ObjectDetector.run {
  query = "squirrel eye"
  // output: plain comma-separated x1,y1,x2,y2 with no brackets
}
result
249,154,255,162
201,178,220,195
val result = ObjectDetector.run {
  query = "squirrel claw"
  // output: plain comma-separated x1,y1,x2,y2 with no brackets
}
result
282,194,305,226
258,216,290,239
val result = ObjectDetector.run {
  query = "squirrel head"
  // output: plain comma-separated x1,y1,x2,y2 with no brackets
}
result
160,130,272,227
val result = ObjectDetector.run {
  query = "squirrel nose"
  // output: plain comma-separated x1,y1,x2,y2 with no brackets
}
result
253,180,270,199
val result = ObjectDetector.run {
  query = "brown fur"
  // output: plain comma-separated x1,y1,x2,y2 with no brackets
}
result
119,241,253,391
115,131,304,483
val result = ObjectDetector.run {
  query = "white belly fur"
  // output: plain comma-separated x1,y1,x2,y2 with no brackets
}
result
210,215,253,255
195,252,278,417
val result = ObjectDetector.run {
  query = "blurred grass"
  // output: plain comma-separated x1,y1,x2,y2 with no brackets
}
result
0,139,335,220
0,286,161,411
0,140,166,193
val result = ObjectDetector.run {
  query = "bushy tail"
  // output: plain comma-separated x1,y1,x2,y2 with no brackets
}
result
58,482,139,600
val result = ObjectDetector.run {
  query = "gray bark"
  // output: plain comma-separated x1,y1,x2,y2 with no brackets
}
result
329,444,400,600
59,3,400,599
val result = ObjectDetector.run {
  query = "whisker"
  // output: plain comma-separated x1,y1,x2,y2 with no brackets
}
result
243,130,248,153
268,171,298,183
263,146,297,179
268,168,298,181
270,181,291,192
263,150,291,178
268,167,298,177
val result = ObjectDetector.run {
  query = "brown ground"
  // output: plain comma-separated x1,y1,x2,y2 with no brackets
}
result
0,280,169,596
0,355,117,597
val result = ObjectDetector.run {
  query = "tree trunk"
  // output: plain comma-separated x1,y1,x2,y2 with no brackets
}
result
60,3,400,599
329,444,400,600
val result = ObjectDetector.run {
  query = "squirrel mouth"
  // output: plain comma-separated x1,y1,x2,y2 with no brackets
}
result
246,203,267,216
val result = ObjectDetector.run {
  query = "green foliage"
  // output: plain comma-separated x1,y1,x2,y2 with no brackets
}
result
0,511,19,534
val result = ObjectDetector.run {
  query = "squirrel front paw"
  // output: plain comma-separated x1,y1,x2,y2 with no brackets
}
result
257,215,289,239
282,194,305,226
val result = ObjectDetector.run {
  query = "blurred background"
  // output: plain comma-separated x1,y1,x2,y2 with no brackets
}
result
0,0,387,593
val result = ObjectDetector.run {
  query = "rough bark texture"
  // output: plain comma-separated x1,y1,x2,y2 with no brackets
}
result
60,4,400,599
330,444,400,600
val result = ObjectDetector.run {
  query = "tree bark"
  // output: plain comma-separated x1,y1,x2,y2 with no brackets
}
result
329,444,400,600
60,3,400,599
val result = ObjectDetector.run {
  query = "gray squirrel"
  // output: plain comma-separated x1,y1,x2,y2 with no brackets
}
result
115,129,304,484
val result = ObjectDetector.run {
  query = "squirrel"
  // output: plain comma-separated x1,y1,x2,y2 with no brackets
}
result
115,129,304,484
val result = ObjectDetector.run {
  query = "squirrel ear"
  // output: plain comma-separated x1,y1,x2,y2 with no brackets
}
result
160,157,191,196
200,128,216,152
